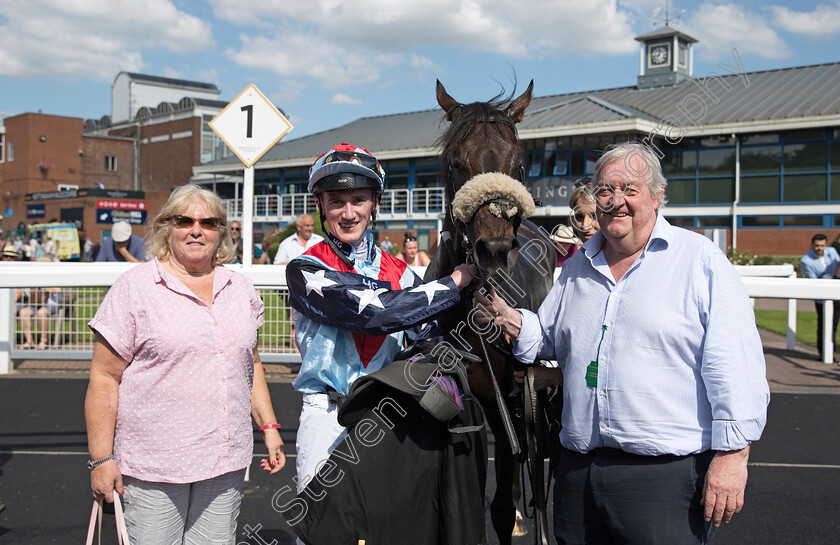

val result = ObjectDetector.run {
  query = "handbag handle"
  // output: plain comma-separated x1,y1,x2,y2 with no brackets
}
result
85,490,130,545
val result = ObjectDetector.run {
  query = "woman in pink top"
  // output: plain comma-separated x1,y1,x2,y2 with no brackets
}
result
84,185,285,544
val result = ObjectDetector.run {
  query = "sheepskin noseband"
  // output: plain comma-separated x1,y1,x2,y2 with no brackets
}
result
451,172,535,223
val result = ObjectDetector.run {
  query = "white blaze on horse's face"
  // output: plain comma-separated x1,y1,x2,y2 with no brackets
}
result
322,188,376,244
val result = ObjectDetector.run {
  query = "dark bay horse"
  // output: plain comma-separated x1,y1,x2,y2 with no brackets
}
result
425,80,556,545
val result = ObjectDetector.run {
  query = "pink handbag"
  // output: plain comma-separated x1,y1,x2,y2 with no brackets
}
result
85,491,130,545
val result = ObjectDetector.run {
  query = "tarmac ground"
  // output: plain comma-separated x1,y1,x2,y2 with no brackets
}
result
1,325,839,544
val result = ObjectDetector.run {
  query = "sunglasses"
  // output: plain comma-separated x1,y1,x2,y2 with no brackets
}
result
404,236,417,242
230,226,242,231
171,215,222,230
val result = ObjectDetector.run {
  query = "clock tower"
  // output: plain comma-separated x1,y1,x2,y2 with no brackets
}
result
635,24,697,89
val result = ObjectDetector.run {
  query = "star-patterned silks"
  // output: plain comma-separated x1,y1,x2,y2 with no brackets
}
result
348,288,388,314
410,280,450,305
302,269,338,297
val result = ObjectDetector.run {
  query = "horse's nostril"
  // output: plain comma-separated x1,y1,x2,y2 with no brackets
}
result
475,238,516,271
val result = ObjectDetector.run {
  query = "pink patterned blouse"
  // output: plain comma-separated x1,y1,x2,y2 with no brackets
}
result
88,258,265,483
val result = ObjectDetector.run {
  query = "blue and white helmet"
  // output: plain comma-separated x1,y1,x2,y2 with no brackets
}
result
307,142,386,196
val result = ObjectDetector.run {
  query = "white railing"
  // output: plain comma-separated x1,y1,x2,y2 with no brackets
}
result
222,188,446,222
2,262,837,373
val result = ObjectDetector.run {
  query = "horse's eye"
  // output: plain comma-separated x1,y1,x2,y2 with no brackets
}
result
452,160,463,170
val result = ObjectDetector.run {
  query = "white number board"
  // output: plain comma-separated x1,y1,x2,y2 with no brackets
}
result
209,84,293,168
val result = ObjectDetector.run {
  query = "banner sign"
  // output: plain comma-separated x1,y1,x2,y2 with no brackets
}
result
96,209,147,225
96,200,147,211
27,204,46,218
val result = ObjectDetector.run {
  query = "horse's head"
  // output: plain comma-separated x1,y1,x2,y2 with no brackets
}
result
436,80,533,280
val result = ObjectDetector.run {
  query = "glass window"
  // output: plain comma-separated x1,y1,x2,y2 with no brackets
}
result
783,174,827,202
832,142,840,170
667,179,695,204
553,151,569,175
415,170,437,188
105,156,117,171
662,150,696,177
8,141,13,162
586,150,598,174
700,135,732,147
388,171,408,189
782,216,823,226
0,133,4,162
698,177,734,203
698,217,732,227
786,129,825,141
784,142,827,172
741,175,781,203
741,146,781,174
527,152,543,177
415,157,438,167
666,217,694,227
570,150,586,176
742,133,779,145
384,159,409,168
697,148,735,175
741,216,780,227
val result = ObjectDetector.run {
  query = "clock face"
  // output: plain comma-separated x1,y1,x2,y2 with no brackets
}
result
650,45,669,66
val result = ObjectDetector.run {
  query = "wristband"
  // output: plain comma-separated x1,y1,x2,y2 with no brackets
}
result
259,423,281,432
87,453,114,470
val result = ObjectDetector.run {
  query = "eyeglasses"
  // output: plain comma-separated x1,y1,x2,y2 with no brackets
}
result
171,215,222,230
230,226,242,232
1,255,17,260
404,236,417,242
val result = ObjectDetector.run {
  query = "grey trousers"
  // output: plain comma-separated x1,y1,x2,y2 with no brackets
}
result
122,468,246,545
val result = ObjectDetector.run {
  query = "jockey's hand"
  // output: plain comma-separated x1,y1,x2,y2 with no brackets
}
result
473,285,522,338
451,263,477,289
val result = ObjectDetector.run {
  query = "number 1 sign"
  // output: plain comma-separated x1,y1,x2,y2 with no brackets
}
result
209,84,293,168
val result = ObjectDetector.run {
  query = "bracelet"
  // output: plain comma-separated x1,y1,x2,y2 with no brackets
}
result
259,423,281,432
87,453,114,470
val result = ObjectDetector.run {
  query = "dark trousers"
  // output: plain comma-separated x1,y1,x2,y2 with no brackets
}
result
814,301,840,358
553,447,716,545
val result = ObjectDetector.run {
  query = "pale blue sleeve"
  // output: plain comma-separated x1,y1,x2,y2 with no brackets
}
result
699,252,770,451
512,279,564,364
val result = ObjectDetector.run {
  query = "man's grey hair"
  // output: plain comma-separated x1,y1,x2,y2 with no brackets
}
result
295,214,312,228
592,142,668,210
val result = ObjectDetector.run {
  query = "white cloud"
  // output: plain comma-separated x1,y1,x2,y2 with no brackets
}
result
0,0,213,79
331,93,362,105
685,3,791,60
769,2,840,38
214,0,639,90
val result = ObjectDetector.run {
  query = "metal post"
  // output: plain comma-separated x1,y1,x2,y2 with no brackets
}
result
823,301,833,364
787,272,796,351
243,166,254,267
0,288,12,374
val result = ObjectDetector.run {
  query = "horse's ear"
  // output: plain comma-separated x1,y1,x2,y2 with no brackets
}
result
436,79,461,121
505,80,533,124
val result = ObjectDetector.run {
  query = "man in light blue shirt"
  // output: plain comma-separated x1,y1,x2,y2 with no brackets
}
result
800,233,840,361
474,143,769,545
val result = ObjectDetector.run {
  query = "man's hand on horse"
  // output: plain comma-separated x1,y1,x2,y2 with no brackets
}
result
472,285,522,338
514,366,563,390
450,263,478,289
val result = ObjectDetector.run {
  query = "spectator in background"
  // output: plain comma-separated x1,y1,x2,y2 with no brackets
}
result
16,286,64,350
397,232,430,268
569,180,600,244
2,245,20,262
229,221,268,264
273,214,323,264
800,233,840,361
379,234,395,254
96,222,145,263
551,224,580,267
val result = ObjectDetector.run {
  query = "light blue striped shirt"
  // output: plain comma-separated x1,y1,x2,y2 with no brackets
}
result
514,214,769,456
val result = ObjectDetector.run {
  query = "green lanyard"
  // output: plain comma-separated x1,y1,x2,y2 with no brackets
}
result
585,324,608,388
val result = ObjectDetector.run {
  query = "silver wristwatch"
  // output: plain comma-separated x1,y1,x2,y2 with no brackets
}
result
87,454,114,470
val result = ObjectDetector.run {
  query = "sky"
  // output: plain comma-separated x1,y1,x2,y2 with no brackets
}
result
1,0,840,139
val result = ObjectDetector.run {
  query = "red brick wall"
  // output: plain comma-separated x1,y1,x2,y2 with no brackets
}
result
81,136,135,190
685,227,840,256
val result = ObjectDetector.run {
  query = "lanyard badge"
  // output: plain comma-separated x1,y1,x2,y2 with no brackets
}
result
586,324,608,388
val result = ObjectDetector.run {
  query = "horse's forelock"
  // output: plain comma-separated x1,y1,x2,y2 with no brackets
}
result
436,101,517,167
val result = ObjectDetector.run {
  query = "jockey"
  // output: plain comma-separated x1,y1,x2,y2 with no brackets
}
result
285,142,475,499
